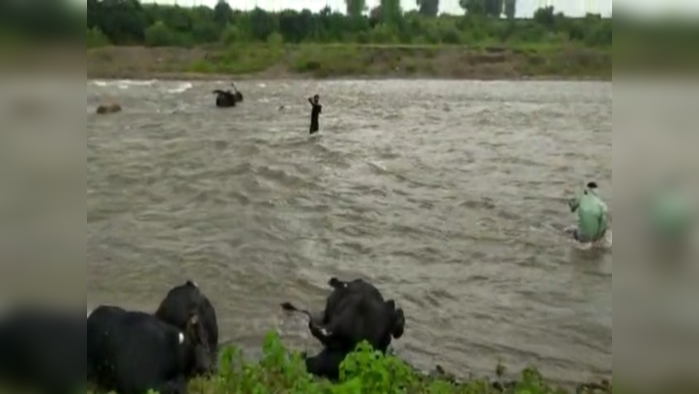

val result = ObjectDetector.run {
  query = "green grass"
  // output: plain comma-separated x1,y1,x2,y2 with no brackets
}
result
85,331,612,394
194,43,610,79
85,42,611,80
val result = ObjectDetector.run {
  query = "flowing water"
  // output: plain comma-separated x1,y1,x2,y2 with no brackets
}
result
87,79,612,385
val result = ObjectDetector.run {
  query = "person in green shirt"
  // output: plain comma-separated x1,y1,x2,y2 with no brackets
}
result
567,182,609,244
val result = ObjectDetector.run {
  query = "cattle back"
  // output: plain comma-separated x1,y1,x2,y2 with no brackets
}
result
87,305,192,394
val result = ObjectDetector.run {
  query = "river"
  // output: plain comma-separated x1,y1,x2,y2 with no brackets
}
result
87,79,612,385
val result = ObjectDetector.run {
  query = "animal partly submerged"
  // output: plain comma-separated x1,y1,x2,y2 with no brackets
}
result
154,280,219,377
96,102,121,114
281,277,406,380
213,83,243,108
87,305,211,394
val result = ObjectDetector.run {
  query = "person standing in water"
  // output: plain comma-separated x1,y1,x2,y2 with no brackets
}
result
308,94,322,135
567,182,609,244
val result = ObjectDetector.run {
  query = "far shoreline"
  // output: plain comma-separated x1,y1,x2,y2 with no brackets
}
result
87,72,611,83
87,45,612,83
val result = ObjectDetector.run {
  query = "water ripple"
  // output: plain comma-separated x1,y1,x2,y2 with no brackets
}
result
87,79,612,384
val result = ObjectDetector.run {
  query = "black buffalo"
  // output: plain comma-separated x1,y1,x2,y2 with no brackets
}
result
321,278,384,323
87,305,211,394
313,277,405,350
213,89,243,108
0,306,85,394
155,280,219,376
282,277,406,380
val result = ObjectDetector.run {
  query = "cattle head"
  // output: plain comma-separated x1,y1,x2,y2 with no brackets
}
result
328,277,348,289
384,300,405,340
184,315,214,376
155,281,203,326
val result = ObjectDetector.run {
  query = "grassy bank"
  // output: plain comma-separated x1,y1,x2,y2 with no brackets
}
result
83,332,611,394
86,43,611,81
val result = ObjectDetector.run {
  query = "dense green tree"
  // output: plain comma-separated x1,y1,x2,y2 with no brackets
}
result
95,0,148,44
345,0,367,18
459,0,502,17
503,0,516,19
189,6,221,43
485,0,503,17
87,0,99,28
417,0,439,17
213,0,233,25
459,0,485,16
380,0,402,24
75,0,615,49
249,7,278,41
533,6,555,28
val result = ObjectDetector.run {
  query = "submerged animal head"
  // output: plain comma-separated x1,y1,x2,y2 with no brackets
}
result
384,300,405,340
184,314,214,375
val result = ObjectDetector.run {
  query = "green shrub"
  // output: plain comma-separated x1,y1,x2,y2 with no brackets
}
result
86,331,612,393
87,27,110,48
144,21,177,47
220,24,241,46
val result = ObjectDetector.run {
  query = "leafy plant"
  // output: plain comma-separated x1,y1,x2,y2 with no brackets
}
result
84,330,611,394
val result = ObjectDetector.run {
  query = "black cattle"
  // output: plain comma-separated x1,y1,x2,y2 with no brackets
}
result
87,305,211,394
321,277,384,324
213,90,243,108
154,280,219,375
315,293,404,353
310,277,404,349
282,277,406,380
0,306,85,394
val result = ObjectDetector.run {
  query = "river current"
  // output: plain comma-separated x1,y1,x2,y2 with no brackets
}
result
86,79,612,385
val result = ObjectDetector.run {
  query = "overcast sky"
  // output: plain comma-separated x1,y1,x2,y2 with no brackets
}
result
142,0,612,17
138,0,699,18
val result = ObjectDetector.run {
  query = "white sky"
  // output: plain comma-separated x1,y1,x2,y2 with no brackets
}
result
134,0,699,18
143,0,614,17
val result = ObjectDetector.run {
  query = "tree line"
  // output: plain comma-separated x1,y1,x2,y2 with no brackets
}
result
85,0,611,49
3,0,612,49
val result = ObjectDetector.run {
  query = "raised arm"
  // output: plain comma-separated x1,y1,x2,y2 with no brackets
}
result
568,196,580,213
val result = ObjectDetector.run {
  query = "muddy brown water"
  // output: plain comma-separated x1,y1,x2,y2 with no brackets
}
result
86,79,612,385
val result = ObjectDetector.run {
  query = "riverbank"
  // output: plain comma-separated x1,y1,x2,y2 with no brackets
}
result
86,43,611,81
84,332,612,394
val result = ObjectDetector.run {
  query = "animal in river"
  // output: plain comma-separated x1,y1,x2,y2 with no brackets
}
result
281,277,406,380
0,306,85,394
154,280,219,376
87,305,211,394
96,102,122,114
213,89,243,108
321,278,385,324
